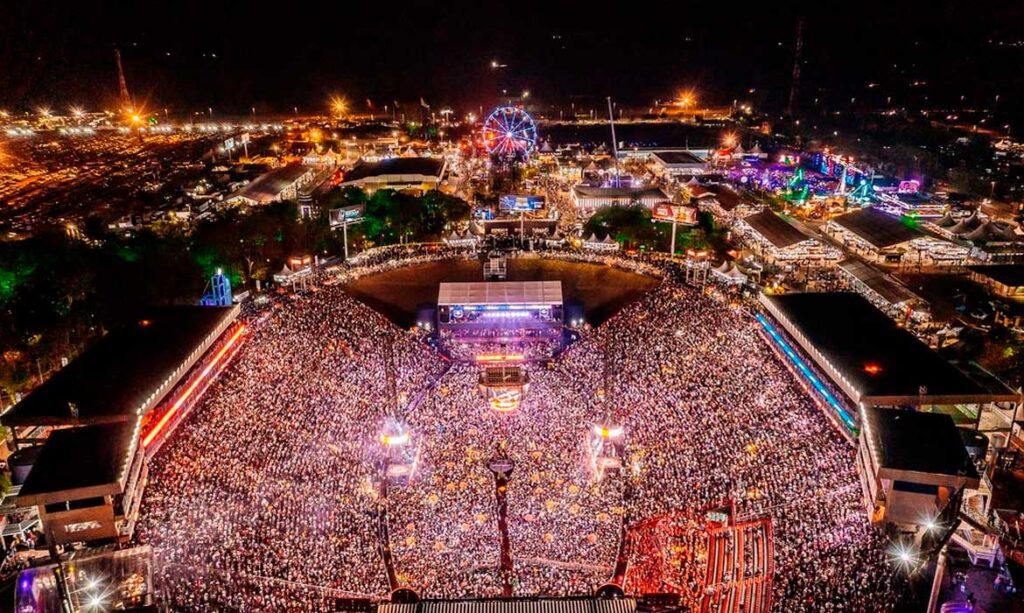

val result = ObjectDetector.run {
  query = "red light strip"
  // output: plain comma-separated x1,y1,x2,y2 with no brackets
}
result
142,324,246,448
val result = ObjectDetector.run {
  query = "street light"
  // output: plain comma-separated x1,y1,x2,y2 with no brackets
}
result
330,96,348,118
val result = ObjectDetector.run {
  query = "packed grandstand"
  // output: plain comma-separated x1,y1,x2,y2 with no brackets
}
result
129,248,898,612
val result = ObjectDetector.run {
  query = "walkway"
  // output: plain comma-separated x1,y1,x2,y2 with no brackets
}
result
493,465,514,596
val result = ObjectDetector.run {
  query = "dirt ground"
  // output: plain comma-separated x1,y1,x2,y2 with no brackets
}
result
343,259,661,328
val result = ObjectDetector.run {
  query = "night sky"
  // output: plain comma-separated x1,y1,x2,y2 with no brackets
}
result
2,1,1023,117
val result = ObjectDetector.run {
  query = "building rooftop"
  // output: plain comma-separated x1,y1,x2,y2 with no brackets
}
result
342,157,445,183
831,207,921,248
235,163,310,203
1,307,237,427
863,407,979,480
19,422,136,505
572,185,668,200
765,292,1016,404
438,281,563,306
969,264,1024,288
838,259,921,306
741,210,810,249
653,151,705,166
693,184,743,211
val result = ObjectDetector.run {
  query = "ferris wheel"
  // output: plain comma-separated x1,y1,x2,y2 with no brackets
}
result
482,106,538,160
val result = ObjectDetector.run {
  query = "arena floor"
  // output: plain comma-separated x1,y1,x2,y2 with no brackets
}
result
342,259,661,327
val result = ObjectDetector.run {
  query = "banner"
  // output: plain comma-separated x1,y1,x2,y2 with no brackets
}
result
651,203,698,225
329,205,365,227
499,194,545,212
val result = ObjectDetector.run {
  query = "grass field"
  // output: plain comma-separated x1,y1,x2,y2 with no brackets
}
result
343,258,660,327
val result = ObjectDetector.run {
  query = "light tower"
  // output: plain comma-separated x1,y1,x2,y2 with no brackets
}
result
115,49,134,113
200,268,233,306
590,340,626,480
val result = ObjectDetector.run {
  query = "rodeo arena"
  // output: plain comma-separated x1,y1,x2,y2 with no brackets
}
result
7,242,1018,613
4,114,1024,612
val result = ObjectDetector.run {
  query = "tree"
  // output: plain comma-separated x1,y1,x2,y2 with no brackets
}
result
584,205,670,251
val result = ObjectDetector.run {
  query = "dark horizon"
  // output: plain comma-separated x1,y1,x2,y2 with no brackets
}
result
2,1,1024,120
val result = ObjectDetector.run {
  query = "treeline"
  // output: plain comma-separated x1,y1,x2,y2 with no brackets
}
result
582,205,725,253
0,188,470,397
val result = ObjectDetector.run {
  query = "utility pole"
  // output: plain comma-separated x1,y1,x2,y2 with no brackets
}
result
342,221,349,260
607,97,620,186
670,213,678,260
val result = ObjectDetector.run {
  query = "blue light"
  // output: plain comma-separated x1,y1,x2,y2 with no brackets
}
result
756,314,857,431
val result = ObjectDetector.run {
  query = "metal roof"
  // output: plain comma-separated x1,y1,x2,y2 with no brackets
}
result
969,264,1024,288
863,407,979,480
838,259,920,305
438,281,563,306
235,163,310,203
1,306,238,427
741,210,810,249
832,207,921,248
19,422,136,505
763,292,1018,405
571,185,668,200
342,157,445,183
653,151,705,166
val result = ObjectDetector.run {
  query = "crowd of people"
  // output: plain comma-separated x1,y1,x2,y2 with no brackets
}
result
135,253,898,611
137,287,447,610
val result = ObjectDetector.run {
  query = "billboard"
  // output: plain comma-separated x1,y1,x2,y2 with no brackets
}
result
49,505,117,544
329,204,365,227
499,194,545,212
651,203,698,225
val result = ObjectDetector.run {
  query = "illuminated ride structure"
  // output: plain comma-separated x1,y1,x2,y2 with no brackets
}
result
624,502,775,613
436,281,565,363
482,106,538,161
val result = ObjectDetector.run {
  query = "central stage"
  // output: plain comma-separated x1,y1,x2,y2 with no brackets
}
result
437,280,565,362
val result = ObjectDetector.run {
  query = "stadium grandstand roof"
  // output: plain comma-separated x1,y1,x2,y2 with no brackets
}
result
862,407,979,481
761,292,1019,406
1,307,237,427
235,163,310,203
342,157,445,183
831,207,921,248
837,259,920,306
18,422,136,505
438,281,563,306
741,210,810,249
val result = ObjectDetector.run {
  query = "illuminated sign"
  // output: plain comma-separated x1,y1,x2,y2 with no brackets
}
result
64,521,102,534
475,354,526,363
329,205,365,227
897,180,920,194
499,194,545,212
651,203,698,225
